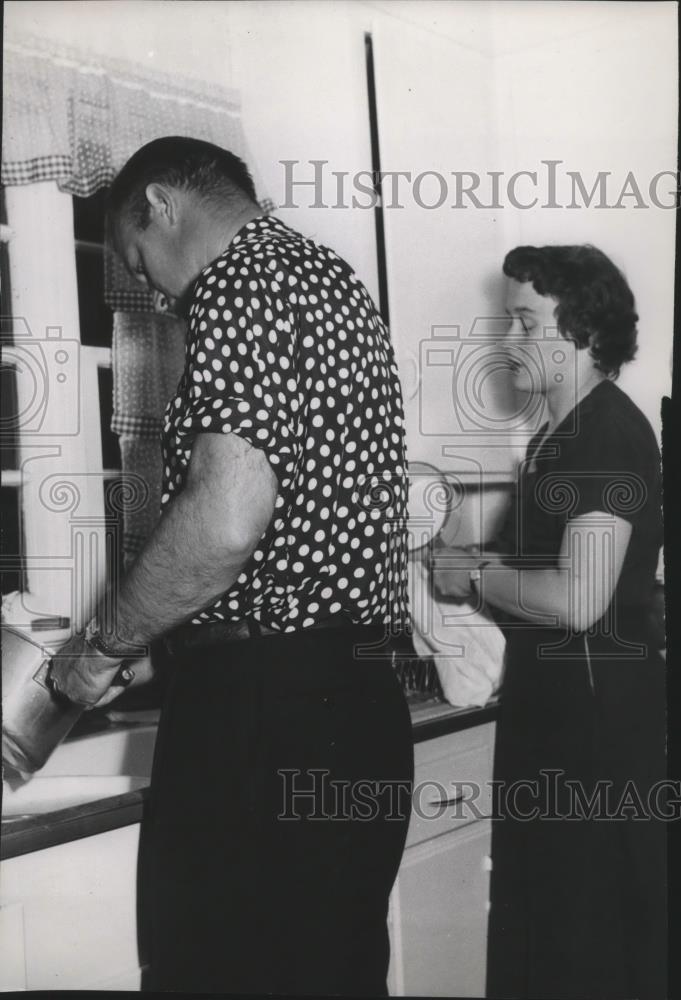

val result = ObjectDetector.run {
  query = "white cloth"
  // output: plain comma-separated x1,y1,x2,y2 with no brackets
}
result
408,559,505,707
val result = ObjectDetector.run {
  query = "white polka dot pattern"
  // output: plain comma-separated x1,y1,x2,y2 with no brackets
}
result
160,216,410,632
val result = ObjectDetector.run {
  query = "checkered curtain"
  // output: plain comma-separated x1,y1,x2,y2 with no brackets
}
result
3,32,271,565
111,313,187,567
1,32,269,312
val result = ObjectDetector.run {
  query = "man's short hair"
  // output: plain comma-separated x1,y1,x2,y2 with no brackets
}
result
108,136,257,229
503,244,638,378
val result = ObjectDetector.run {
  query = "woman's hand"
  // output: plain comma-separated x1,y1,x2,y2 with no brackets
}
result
428,546,477,601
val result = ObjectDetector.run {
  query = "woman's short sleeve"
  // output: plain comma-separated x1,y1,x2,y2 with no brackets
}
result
562,409,658,527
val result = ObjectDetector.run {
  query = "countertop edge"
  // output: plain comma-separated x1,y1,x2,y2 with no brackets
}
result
412,700,499,743
1,788,149,860
1,701,499,861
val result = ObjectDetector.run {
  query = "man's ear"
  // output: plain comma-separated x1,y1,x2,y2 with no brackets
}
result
145,183,177,226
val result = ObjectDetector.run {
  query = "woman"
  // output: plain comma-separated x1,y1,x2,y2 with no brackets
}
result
432,245,666,999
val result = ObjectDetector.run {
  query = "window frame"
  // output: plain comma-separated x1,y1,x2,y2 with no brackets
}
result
3,182,116,625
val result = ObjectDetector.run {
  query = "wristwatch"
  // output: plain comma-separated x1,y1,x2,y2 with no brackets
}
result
83,617,129,661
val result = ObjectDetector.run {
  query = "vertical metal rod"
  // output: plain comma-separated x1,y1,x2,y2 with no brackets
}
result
364,32,391,328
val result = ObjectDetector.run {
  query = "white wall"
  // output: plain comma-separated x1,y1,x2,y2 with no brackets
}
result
369,7,515,477
489,0,677,441
225,1,379,302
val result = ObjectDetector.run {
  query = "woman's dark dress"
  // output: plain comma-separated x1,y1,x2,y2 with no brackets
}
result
486,381,666,999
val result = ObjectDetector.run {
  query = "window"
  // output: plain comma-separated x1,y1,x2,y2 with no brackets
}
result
2,182,120,624
1,188,24,596
73,189,122,469
0,487,24,595
73,190,126,590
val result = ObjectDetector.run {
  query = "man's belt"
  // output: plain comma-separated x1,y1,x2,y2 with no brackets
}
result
165,614,354,655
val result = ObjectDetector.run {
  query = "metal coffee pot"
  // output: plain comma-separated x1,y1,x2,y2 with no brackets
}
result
2,626,83,774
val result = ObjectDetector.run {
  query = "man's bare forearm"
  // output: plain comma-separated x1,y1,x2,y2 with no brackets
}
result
100,487,256,652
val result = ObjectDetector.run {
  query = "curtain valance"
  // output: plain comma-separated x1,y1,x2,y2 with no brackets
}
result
2,33,271,312
3,34,247,195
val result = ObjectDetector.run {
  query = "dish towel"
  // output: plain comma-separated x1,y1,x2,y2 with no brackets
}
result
408,558,505,707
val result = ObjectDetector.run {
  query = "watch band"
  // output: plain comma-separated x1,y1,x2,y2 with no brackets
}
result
84,618,129,661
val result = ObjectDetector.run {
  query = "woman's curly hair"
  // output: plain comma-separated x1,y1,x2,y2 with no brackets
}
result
502,245,638,377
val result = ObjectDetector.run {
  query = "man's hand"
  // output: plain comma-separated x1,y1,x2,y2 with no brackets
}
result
48,633,131,709
89,654,155,709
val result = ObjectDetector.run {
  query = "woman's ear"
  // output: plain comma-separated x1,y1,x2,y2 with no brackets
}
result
586,330,603,360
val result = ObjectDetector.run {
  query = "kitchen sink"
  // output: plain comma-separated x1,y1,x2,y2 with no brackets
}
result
1,714,158,819
36,718,159,778
1,775,149,817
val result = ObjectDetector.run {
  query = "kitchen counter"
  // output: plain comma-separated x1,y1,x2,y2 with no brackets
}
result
1,694,499,861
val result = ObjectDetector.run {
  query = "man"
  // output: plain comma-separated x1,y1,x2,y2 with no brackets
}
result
50,136,414,995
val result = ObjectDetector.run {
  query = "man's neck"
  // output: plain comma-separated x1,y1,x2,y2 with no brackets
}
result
200,200,263,269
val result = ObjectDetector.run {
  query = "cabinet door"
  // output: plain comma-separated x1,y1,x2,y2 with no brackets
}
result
389,820,491,998
0,902,27,990
0,824,142,990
